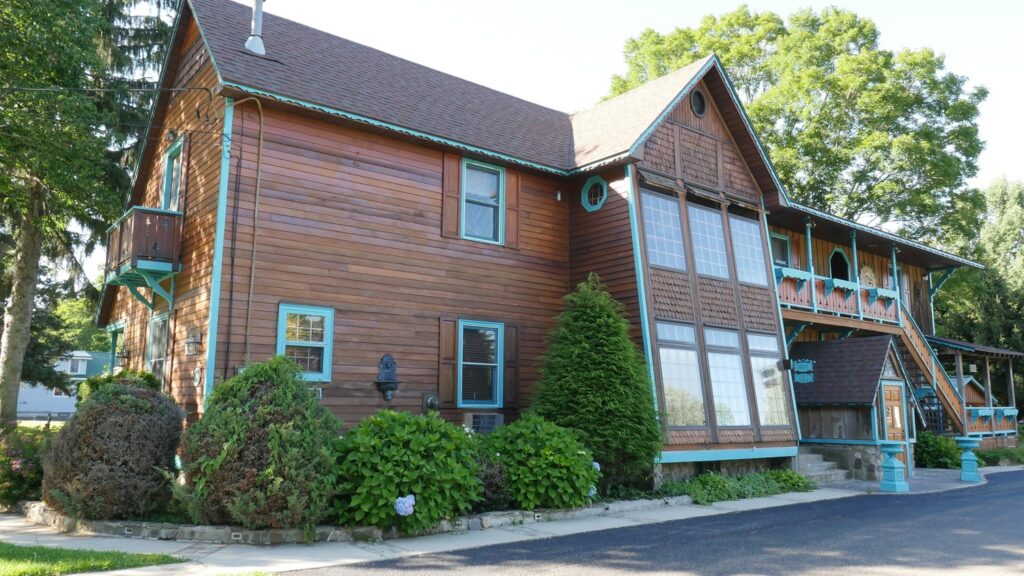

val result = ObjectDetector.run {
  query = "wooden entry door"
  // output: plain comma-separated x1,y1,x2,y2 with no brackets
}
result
884,383,907,466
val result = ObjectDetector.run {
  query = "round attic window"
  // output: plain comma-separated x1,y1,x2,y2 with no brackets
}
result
690,89,707,117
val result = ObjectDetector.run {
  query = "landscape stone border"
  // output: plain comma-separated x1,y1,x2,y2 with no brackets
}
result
13,495,693,545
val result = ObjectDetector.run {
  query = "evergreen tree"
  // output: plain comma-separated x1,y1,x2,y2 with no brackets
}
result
530,274,662,488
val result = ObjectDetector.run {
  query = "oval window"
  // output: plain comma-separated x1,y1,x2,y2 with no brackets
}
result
691,89,707,117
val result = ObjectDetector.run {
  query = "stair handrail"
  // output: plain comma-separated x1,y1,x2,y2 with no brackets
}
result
899,301,965,428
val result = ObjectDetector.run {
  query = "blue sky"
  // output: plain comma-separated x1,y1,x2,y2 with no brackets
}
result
263,0,1022,187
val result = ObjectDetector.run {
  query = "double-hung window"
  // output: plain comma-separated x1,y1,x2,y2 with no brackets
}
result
704,327,751,426
277,304,334,381
458,320,504,408
688,204,730,279
729,215,768,286
642,191,687,271
146,314,169,386
747,333,790,426
769,233,791,268
461,159,505,244
161,138,184,211
656,322,705,426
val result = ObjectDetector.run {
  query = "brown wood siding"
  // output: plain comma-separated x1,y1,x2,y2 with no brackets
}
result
106,16,224,419
641,80,761,206
568,166,642,344
214,104,570,424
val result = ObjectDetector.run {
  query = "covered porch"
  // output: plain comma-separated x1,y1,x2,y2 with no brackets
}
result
927,336,1020,447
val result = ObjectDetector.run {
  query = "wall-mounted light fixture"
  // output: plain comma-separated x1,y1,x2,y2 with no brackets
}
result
554,190,562,202
185,328,203,356
375,353,401,401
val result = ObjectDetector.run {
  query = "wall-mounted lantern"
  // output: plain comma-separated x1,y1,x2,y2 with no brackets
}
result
185,328,203,356
376,353,401,401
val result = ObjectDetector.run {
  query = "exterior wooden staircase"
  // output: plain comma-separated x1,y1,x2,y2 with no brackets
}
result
896,302,965,434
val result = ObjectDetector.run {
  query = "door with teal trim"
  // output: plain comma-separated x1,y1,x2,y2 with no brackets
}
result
883,382,908,468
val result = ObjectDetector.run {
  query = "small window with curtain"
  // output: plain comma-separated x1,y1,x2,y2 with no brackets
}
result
461,159,505,244
641,191,687,271
146,314,169,386
458,320,504,408
688,204,730,279
277,303,334,382
729,215,768,285
161,138,184,211
769,234,791,267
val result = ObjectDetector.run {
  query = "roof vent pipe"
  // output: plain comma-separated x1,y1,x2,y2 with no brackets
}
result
244,0,266,55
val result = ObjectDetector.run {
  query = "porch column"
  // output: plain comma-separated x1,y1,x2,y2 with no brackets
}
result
1008,359,1016,408
805,217,816,313
851,231,862,319
985,357,995,436
955,351,967,431
890,244,900,306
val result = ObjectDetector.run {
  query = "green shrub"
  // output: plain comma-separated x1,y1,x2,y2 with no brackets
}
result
177,357,341,531
480,414,600,511
0,426,53,506
652,470,814,505
473,447,513,513
529,274,661,489
976,447,1024,465
333,410,481,534
42,384,183,519
76,369,159,406
914,430,962,469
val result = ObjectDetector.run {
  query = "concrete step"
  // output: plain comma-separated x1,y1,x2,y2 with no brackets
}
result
802,469,851,484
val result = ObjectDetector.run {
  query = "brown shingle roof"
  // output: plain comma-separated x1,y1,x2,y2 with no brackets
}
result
188,0,709,173
790,336,894,405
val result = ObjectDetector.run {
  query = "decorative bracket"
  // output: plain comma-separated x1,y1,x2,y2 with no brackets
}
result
786,322,809,346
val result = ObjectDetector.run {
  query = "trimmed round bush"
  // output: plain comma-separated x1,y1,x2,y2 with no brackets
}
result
42,384,183,519
76,369,160,406
334,410,482,534
480,414,600,510
530,274,661,489
178,356,341,530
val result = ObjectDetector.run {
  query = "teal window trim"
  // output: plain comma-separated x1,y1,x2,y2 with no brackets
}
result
276,303,334,382
829,247,851,280
581,175,608,212
161,137,185,211
769,232,792,268
457,319,504,409
459,158,506,245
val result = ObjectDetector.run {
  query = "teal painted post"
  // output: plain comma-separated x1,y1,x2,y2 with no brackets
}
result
879,442,910,492
624,165,660,422
955,436,982,482
851,231,862,320
890,244,900,325
871,405,879,441
204,98,235,405
804,217,816,313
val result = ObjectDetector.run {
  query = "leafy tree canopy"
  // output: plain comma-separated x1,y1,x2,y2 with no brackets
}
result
55,297,109,352
610,5,987,239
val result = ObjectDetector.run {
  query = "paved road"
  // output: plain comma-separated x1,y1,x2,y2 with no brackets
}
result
286,471,1024,576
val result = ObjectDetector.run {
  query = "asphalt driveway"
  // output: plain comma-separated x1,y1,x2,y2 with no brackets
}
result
286,470,1024,576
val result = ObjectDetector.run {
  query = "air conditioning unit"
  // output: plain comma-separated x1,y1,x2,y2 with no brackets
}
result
464,413,503,434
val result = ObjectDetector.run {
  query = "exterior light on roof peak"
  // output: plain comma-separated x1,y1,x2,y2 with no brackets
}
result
245,0,266,56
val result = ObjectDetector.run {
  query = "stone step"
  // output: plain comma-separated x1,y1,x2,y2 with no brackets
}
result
797,452,825,463
798,461,840,474
803,469,851,484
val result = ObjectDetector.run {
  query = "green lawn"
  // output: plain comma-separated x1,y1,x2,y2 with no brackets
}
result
0,542,183,576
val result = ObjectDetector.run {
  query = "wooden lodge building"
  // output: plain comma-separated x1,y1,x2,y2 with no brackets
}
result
97,0,1019,479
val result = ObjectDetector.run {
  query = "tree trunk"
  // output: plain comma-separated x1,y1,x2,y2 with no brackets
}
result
0,184,45,429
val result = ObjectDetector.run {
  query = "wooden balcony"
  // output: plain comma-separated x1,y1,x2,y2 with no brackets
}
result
967,406,1019,437
774,266,900,324
104,206,182,310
